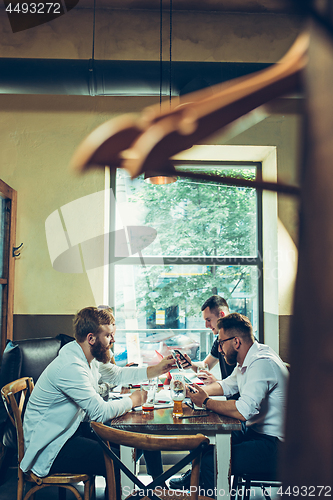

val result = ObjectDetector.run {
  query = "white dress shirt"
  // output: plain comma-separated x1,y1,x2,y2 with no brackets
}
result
20,341,147,477
219,342,289,441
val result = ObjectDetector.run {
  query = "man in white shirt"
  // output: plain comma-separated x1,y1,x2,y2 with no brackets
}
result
21,306,174,497
169,295,238,491
185,313,289,495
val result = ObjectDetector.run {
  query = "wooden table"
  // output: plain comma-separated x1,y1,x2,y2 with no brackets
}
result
111,404,241,498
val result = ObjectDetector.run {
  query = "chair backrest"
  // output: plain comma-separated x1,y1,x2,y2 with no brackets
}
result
91,421,209,451
91,421,210,500
1,377,34,463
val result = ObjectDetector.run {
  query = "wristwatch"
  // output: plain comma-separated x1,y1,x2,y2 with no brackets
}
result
202,397,211,410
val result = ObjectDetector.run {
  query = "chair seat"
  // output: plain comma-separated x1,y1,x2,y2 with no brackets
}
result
26,471,91,484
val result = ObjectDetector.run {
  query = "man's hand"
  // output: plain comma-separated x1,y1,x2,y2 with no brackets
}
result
178,352,192,369
147,354,176,379
120,386,131,394
130,389,147,408
188,383,209,408
185,384,198,398
197,369,217,385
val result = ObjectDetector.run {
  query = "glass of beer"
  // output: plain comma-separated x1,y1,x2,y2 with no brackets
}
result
170,373,186,417
141,378,158,413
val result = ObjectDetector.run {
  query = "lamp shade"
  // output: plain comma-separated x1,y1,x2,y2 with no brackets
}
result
144,161,177,184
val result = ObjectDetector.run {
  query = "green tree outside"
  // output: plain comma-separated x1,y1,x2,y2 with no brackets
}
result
118,167,259,326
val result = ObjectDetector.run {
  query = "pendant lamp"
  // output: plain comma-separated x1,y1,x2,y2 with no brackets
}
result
144,0,177,185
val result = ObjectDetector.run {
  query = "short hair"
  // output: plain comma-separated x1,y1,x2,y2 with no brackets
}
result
201,295,229,316
217,313,254,343
73,306,115,342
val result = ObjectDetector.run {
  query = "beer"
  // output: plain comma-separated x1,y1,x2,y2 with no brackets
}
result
142,402,154,413
141,378,158,413
171,373,186,417
172,400,184,417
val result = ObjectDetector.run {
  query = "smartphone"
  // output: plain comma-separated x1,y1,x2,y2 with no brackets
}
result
187,384,196,393
173,349,192,368
171,350,183,370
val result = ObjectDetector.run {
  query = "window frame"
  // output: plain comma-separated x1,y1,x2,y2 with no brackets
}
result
109,160,264,344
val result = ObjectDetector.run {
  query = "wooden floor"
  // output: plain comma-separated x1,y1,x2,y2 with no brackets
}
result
0,467,282,500
0,467,107,500
0,449,186,500
0,452,281,500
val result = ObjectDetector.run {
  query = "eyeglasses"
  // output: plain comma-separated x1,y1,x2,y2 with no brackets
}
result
218,336,236,348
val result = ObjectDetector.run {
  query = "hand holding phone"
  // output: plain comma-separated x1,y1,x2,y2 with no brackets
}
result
186,384,198,398
173,349,192,369
171,350,182,369
187,384,196,393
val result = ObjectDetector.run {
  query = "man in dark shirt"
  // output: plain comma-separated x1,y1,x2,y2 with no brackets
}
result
181,295,236,383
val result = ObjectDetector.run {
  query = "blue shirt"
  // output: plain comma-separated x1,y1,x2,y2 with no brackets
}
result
21,341,147,477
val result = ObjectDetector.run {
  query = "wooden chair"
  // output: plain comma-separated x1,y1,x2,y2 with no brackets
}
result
1,377,95,500
91,421,212,500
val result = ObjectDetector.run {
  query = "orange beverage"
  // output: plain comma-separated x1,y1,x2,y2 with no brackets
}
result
141,378,158,413
172,400,184,417
142,402,154,413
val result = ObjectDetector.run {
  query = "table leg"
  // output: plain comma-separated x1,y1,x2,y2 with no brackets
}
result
215,432,232,497
119,445,137,500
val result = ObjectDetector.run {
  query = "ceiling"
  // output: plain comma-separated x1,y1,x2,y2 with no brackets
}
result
77,0,298,14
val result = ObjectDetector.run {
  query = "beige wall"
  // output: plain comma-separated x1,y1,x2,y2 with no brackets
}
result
0,7,303,352
0,8,303,61
0,95,157,315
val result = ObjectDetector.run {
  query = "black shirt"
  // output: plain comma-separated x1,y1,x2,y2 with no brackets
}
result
210,338,237,379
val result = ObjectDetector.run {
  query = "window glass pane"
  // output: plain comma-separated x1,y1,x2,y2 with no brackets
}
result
116,167,257,257
0,195,6,278
114,264,258,365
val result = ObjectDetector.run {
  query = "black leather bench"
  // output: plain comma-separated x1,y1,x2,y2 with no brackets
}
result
0,334,74,479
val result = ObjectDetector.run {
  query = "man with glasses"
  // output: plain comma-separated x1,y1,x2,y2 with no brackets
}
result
184,313,289,496
169,296,237,490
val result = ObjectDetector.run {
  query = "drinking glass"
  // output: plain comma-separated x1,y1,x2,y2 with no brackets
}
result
170,373,186,417
141,378,158,413
197,362,209,382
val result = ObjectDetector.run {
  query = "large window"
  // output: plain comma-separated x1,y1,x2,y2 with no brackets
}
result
110,163,262,365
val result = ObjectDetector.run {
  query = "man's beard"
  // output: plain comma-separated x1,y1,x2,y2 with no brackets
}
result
224,347,238,366
91,337,111,364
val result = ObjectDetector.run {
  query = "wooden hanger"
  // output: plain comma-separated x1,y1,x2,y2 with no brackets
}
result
71,32,308,195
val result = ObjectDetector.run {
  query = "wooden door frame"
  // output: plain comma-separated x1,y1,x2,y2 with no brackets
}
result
0,179,17,356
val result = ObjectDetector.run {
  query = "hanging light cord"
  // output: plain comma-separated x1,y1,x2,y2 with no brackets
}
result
88,0,97,96
160,0,163,107
92,0,96,61
169,0,172,106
